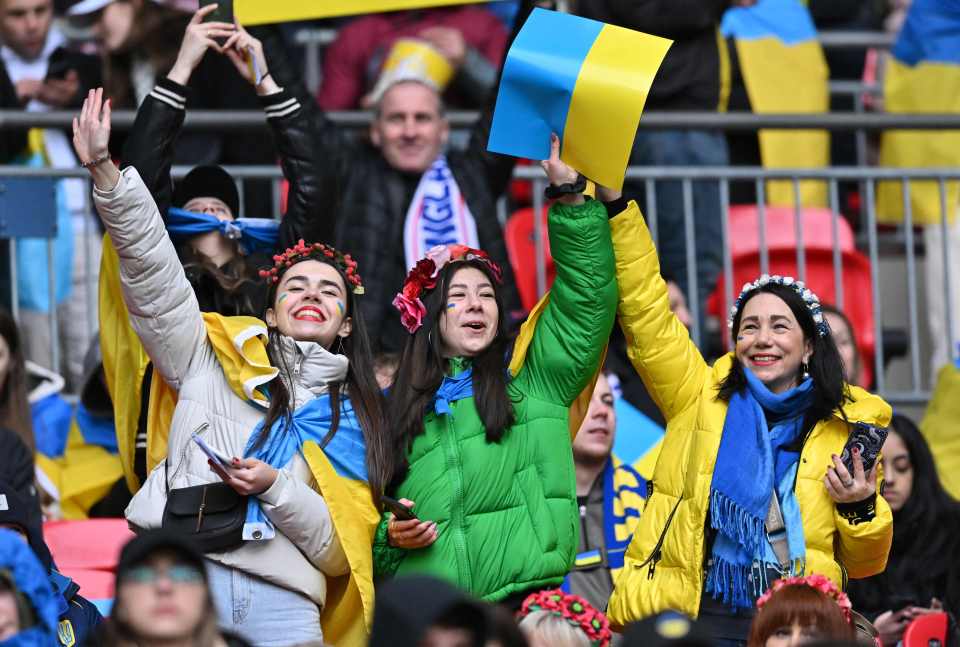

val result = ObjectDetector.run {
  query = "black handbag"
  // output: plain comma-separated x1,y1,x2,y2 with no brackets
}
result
161,459,247,554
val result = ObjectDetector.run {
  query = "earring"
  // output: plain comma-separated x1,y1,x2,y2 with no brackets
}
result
801,361,810,379
335,336,345,356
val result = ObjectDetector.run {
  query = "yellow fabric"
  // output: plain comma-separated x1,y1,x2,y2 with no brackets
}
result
632,438,662,481
379,39,455,92
235,0,485,24
604,201,893,627
508,292,607,440
302,443,379,647
920,363,960,499
877,59,960,225
735,37,829,207
716,28,731,113
562,25,671,190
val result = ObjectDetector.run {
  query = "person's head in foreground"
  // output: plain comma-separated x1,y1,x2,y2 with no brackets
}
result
0,306,33,454
820,305,863,388
516,589,611,647
370,79,449,175
572,372,616,466
105,530,225,647
369,575,489,647
621,611,713,647
722,275,847,413
0,527,58,643
747,575,855,647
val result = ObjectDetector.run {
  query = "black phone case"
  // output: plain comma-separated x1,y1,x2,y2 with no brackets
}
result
840,422,888,475
199,0,233,24
381,496,415,521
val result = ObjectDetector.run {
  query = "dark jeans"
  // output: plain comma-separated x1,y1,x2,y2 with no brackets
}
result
625,129,729,329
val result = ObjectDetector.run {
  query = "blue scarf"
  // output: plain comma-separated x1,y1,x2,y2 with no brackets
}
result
167,207,279,255
705,368,814,610
75,402,117,453
241,394,367,541
433,366,475,415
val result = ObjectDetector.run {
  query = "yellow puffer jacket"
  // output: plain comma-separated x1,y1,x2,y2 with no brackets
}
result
606,202,893,628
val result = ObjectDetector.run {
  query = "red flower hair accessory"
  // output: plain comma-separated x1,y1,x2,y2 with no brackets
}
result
756,574,853,625
517,589,611,647
258,239,364,294
392,244,502,334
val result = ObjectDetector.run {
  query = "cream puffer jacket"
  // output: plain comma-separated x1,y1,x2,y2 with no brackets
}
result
95,167,349,607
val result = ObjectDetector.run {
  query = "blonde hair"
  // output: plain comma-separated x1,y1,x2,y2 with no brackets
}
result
519,610,591,647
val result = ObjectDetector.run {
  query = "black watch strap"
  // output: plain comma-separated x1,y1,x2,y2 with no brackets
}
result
544,174,587,200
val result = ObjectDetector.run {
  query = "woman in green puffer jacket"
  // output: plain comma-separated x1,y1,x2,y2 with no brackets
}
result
373,136,618,605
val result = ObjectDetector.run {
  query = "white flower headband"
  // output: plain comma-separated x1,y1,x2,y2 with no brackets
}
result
728,274,829,337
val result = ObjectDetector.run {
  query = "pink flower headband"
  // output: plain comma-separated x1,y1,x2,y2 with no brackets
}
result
258,239,364,294
392,244,502,334
517,589,611,647
756,574,853,625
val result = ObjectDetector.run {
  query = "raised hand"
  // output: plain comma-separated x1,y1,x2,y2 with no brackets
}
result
824,448,877,504
540,133,584,205
221,23,279,95
72,88,119,190
418,26,467,67
167,4,236,86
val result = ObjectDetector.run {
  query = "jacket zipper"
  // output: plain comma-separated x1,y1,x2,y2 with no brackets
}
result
169,422,209,485
634,496,682,579
439,410,472,588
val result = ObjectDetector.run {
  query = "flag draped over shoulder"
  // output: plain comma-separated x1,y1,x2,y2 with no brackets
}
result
921,363,960,500
722,0,829,207
98,236,375,645
877,0,960,225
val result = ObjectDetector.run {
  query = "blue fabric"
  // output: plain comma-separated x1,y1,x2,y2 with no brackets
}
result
432,367,475,416
892,0,960,66
75,403,117,453
611,397,664,465
167,208,279,255
242,394,367,540
49,571,102,647
721,0,818,44
705,368,813,610
30,394,73,458
487,7,601,161
0,529,59,646
603,459,646,570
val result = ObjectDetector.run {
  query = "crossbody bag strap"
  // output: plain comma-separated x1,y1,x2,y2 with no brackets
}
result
764,494,791,571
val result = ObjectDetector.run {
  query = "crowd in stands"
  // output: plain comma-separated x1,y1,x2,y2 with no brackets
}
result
0,0,959,646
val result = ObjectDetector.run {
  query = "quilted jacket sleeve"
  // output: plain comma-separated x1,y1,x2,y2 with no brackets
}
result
609,202,709,422
372,514,404,578
515,198,617,407
92,166,207,388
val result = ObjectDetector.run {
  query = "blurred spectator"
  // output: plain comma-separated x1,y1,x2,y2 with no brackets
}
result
369,575,491,647
572,0,740,324
0,0,102,392
98,531,251,647
821,305,863,388
847,414,960,646
621,612,713,647
0,307,34,453
566,372,645,613
317,7,508,110
517,589,612,647
748,576,856,647
0,527,59,644
0,480,104,646
68,0,275,216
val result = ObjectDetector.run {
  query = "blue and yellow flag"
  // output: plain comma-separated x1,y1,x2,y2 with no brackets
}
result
722,0,829,207
921,362,960,500
487,8,671,190
877,0,960,225
235,0,505,25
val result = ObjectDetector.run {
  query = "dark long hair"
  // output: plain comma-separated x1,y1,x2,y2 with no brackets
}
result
0,308,33,453
254,255,392,500
387,260,514,485
180,245,261,317
848,414,960,616
718,283,850,435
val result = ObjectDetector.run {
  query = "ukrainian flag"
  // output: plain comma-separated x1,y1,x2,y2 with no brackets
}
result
235,0,503,25
877,0,960,225
487,8,671,190
722,0,829,207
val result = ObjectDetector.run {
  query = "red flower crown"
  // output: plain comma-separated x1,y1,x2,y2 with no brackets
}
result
392,244,502,334
756,574,853,625
258,239,364,294
517,589,612,647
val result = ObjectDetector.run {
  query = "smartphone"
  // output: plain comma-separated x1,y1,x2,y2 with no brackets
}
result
199,0,233,25
191,431,234,481
45,49,73,81
840,422,888,476
381,495,416,521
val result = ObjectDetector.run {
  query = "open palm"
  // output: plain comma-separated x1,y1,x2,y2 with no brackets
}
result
71,88,110,165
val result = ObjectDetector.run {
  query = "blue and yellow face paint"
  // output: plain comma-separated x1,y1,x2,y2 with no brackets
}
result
488,8,671,190
336,301,345,317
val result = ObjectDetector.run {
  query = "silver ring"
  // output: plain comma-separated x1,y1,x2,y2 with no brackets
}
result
842,479,855,488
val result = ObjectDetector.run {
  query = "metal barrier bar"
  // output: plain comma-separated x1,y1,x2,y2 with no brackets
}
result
817,31,895,49
901,179,922,391
720,179,734,352
756,179,769,275
939,180,957,364
645,179,658,246
532,177,546,298
8,240,17,323
829,179,844,310
865,179,885,393
682,179,700,348
793,177,806,283
47,239,58,376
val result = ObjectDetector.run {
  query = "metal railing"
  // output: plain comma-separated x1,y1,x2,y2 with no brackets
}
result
3,164,955,408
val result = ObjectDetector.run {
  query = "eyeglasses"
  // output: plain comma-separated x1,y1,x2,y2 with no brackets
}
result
121,564,204,586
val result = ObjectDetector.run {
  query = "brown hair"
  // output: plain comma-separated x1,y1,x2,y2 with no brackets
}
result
0,308,34,453
747,584,855,647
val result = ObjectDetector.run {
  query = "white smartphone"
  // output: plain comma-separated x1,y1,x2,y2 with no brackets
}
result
191,430,234,475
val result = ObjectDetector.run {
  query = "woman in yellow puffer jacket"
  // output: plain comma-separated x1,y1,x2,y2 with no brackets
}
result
604,200,893,644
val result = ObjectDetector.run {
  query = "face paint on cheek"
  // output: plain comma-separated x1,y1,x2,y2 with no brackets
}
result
446,303,456,310
278,292,289,306
736,336,744,341
336,301,344,317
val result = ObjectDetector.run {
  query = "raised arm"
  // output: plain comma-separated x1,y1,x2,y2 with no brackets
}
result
75,89,206,389
512,135,617,406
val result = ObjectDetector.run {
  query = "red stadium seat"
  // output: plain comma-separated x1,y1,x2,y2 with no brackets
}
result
902,612,949,647
707,205,877,386
60,568,116,601
505,206,555,312
44,519,135,572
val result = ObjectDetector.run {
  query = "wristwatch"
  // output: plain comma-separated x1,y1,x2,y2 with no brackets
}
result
544,173,587,200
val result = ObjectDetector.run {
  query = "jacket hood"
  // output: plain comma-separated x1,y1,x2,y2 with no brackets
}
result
0,529,59,646
0,479,52,571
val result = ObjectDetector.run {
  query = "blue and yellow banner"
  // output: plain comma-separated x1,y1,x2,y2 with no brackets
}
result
722,0,829,207
877,0,960,225
487,8,671,190
235,0,506,25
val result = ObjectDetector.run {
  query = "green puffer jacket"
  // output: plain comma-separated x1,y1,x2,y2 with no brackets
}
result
373,198,618,601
